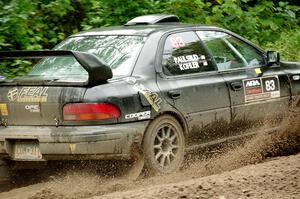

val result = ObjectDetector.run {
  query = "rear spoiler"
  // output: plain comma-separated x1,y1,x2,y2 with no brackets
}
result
0,50,113,85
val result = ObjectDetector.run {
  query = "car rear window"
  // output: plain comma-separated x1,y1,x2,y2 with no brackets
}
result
27,35,145,81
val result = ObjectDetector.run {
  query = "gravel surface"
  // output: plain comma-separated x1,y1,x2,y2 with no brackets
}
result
98,153,300,199
0,106,299,199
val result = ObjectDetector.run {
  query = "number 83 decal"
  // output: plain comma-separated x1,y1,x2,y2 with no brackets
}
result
243,75,280,103
262,76,279,92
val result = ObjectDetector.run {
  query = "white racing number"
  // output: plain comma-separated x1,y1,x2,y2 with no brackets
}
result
262,76,279,93
265,79,276,91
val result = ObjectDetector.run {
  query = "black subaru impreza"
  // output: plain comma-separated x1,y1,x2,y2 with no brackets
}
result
0,14,299,178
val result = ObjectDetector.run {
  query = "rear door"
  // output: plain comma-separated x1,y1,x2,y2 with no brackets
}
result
197,30,291,123
156,31,231,143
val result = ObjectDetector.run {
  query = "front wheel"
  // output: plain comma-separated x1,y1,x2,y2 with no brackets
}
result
142,115,185,175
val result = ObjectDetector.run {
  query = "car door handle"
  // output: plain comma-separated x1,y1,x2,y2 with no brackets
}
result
230,82,243,91
168,90,181,99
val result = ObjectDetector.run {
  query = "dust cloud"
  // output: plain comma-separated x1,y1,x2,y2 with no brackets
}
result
1,104,299,199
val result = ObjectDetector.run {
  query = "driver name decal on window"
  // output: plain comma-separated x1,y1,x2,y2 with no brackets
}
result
173,54,208,71
162,31,215,76
243,76,280,103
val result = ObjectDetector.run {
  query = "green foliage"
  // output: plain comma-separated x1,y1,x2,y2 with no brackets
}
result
0,0,299,78
166,0,299,45
80,0,170,29
0,0,83,76
0,60,32,79
0,0,75,51
263,29,300,61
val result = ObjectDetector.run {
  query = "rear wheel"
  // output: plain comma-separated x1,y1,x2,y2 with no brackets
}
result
143,115,185,175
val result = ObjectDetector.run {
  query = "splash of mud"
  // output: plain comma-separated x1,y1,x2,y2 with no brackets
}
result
4,104,300,199
27,170,136,199
29,172,102,199
184,102,300,177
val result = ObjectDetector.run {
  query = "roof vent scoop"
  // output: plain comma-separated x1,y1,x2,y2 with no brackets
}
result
125,14,180,26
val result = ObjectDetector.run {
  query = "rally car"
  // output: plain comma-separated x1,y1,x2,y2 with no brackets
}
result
0,14,299,178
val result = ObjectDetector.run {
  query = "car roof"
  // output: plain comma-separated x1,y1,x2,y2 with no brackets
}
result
71,23,220,37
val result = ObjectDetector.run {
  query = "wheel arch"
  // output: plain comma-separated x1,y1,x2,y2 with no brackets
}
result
159,111,188,137
145,110,189,139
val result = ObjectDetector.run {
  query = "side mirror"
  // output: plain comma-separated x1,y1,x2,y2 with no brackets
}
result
267,51,280,66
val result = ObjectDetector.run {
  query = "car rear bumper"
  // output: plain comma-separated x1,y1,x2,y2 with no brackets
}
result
0,121,149,161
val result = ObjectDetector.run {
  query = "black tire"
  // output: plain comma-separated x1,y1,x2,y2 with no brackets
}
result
142,115,185,175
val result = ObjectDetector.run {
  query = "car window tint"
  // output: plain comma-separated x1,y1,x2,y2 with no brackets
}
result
162,31,215,76
197,31,264,71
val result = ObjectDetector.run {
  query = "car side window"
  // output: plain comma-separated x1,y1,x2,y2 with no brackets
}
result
162,31,215,76
197,31,265,71
227,36,265,67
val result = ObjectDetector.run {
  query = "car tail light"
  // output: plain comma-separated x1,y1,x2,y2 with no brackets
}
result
63,103,121,121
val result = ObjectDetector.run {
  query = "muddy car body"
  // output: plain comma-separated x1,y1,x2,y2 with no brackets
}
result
0,14,300,175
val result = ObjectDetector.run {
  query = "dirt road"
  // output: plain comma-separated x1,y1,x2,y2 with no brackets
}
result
98,153,300,199
0,152,299,199
0,123,298,199
0,106,299,198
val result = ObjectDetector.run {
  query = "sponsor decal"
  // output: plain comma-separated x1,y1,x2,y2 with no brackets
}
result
255,68,262,75
125,111,151,120
7,87,49,102
170,36,185,48
243,76,280,103
25,105,40,113
173,54,208,71
0,103,8,116
133,83,162,112
245,79,261,87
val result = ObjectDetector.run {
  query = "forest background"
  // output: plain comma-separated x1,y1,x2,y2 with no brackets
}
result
0,0,299,78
